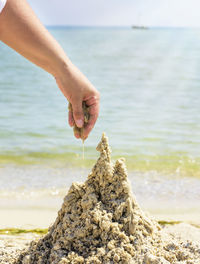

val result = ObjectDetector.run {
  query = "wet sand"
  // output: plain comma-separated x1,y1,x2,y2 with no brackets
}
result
1,135,200,263
0,233,39,264
0,223,200,264
4,135,199,264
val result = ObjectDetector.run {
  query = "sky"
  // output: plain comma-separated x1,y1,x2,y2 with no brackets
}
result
28,0,200,28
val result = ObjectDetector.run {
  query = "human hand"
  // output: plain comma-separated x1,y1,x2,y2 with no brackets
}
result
55,61,100,140
0,0,99,140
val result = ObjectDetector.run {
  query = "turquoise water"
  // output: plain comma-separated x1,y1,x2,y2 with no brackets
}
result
1,27,200,175
1,27,200,215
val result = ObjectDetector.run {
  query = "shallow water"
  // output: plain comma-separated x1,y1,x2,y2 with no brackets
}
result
0,166,199,221
1,27,200,173
0,27,200,213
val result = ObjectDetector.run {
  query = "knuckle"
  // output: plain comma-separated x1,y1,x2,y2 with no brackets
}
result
93,92,100,102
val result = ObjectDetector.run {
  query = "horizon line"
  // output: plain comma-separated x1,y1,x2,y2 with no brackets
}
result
46,25,200,29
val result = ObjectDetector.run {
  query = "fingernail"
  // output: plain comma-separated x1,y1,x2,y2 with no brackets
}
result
75,134,80,139
69,121,74,127
76,119,83,128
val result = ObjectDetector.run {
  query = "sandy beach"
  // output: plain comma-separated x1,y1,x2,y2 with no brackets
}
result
1,210,200,263
1,206,200,228
0,135,199,264
0,136,200,263
0,233,40,264
1,24,200,263
0,223,200,264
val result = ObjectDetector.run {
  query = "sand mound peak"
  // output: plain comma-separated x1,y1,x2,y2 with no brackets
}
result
16,134,200,264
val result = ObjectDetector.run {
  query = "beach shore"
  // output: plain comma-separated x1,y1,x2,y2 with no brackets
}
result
1,198,200,263
1,164,200,263
0,232,39,264
1,207,200,230
1,223,200,264
1,25,200,263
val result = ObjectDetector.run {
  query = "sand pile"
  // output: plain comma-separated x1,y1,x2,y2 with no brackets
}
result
16,134,200,264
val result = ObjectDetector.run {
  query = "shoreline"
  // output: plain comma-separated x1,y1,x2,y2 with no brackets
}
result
0,208,200,230
1,136,200,263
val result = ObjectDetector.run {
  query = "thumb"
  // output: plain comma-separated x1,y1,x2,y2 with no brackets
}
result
72,99,84,128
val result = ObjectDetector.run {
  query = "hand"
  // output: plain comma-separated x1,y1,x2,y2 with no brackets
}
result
55,61,100,140
0,0,99,140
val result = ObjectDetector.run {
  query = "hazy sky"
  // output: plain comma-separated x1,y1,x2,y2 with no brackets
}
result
28,0,200,28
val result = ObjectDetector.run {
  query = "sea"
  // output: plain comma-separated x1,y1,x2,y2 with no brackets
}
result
0,27,200,222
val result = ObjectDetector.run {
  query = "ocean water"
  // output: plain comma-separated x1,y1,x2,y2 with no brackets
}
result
0,27,200,215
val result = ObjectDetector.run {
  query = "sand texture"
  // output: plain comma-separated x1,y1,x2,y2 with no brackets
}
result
14,134,200,263
0,233,39,264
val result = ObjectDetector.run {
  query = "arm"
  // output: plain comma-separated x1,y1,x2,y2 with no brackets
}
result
0,0,100,139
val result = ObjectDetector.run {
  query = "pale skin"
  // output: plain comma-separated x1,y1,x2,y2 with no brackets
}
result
0,0,100,139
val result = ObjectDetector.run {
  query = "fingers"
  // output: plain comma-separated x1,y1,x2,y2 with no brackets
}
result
74,131,81,139
68,103,81,138
68,109,75,127
69,93,100,140
73,126,81,139
82,97,99,139
71,98,84,128
82,113,98,139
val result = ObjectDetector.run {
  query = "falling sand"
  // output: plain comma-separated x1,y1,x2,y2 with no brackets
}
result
15,134,200,263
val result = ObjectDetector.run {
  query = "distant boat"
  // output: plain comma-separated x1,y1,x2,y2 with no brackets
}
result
132,25,148,30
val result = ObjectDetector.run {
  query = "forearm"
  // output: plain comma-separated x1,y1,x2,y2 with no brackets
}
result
0,0,100,139
0,0,69,76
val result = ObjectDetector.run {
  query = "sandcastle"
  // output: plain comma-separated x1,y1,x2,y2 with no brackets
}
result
16,134,200,264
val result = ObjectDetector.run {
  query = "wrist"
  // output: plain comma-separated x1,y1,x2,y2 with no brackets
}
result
51,56,72,79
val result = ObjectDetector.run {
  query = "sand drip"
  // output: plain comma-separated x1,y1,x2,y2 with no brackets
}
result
16,134,200,264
